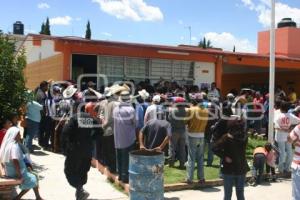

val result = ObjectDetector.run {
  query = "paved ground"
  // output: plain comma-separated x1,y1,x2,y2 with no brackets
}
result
19,146,128,200
165,178,292,200
18,145,292,200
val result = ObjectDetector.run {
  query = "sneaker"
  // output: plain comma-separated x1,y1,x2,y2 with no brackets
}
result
76,189,90,200
179,165,186,170
185,179,193,184
198,179,205,184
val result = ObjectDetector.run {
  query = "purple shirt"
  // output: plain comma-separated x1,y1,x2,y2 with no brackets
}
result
113,102,136,149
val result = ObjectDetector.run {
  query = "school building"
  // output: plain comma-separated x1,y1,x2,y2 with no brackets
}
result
20,18,300,96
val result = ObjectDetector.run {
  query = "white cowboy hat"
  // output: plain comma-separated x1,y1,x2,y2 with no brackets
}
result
110,84,130,95
63,85,77,99
138,89,149,100
88,87,103,99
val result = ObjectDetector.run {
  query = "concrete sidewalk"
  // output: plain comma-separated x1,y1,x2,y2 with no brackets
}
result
165,178,292,200
18,146,292,200
19,147,128,200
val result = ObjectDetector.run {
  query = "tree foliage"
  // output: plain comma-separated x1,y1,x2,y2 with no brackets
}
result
40,18,51,35
85,20,91,39
198,37,213,49
0,31,27,121
44,17,51,35
40,23,45,34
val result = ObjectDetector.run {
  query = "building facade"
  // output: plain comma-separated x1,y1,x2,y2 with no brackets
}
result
21,25,300,96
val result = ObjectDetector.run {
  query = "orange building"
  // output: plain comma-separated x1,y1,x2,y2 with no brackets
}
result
21,18,300,96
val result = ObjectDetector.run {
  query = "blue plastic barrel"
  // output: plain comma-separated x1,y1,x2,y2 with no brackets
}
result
129,150,164,200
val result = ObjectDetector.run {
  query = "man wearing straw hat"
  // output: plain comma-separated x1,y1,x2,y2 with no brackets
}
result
135,89,150,132
100,84,130,173
113,90,136,183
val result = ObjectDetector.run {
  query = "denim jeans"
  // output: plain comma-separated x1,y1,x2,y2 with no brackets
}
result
44,116,55,147
223,174,245,200
169,132,186,166
116,142,136,183
277,141,293,172
25,119,40,151
186,136,204,181
292,166,300,200
252,153,266,183
205,139,214,166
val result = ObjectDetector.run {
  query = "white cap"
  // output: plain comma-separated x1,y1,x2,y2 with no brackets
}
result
152,95,161,103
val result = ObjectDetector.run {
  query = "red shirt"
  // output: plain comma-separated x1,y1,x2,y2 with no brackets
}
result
85,102,98,118
0,128,7,146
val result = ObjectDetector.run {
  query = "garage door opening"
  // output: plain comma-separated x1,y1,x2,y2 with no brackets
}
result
72,54,97,90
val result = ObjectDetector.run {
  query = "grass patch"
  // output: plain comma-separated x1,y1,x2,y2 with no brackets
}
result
109,180,127,194
164,137,266,184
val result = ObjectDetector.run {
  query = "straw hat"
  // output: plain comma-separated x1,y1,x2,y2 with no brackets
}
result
88,87,103,99
63,85,78,99
138,89,150,100
110,84,130,95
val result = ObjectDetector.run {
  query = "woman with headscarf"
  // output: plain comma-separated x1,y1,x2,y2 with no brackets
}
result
213,117,249,200
0,127,43,200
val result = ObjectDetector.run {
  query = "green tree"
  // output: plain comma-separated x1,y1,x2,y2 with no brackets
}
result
85,20,91,39
233,45,236,52
198,37,213,49
44,17,51,35
40,22,45,34
0,31,28,121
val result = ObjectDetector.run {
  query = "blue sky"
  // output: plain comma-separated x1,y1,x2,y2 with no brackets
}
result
1,0,300,52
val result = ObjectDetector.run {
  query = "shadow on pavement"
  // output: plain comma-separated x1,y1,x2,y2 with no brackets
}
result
165,198,180,200
31,162,47,180
196,187,221,192
31,151,49,156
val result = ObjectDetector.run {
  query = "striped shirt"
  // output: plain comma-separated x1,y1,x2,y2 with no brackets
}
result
289,124,300,169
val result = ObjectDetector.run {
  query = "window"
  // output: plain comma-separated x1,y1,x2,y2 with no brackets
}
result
151,59,172,78
126,58,148,78
173,60,194,79
98,56,124,77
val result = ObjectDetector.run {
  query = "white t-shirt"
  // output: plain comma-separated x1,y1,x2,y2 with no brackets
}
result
289,125,300,169
274,112,300,142
10,143,22,160
144,104,158,123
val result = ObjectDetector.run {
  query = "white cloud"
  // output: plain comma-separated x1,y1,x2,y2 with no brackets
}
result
178,20,183,25
38,3,50,9
180,36,185,40
92,0,163,22
241,0,300,27
50,16,72,25
101,32,112,37
203,32,256,53
75,17,82,21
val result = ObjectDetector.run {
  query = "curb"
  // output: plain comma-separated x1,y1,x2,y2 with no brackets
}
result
91,159,130,194
91,158,291,193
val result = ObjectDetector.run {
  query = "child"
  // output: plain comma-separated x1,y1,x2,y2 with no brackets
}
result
250,142,279,185
265,143,279,182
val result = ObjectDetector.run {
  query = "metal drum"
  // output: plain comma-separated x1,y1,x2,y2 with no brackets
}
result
129,150,164,200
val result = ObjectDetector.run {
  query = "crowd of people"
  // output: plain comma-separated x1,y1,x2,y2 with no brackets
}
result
0,78,300,200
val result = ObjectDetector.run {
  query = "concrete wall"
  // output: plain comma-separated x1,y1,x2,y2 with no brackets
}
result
24,36,60,64
24,54,64,89
194,62,215,87
258,27,300,58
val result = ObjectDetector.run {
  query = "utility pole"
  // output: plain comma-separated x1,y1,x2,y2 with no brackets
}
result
268,0,276,143
185,26,192,45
